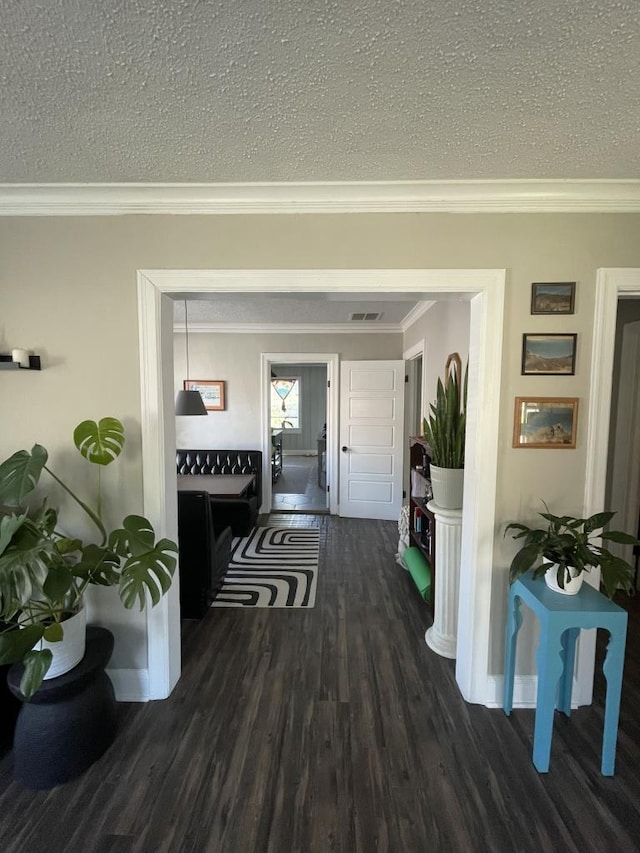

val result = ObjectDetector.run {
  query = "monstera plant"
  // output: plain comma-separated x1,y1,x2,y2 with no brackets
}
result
0,417,177,698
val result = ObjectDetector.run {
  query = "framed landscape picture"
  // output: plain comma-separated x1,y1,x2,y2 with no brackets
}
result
513,397,579,449
183,380,225,411
531,282,576,314
521,333,577,375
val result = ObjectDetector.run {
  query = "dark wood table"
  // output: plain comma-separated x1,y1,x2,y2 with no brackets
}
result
177,474,255,498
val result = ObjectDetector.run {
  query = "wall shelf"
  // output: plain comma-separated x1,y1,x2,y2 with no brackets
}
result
0,354,41,370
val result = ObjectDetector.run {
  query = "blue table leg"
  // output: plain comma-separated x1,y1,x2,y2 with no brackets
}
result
503,592,523,715
601,619,627,776
533,623,565,773
558,627,580,716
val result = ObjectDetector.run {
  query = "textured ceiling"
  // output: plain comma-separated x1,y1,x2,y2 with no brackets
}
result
2,1,639,183
174,293,424,326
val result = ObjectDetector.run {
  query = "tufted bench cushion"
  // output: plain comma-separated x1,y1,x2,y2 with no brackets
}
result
176,449,263,537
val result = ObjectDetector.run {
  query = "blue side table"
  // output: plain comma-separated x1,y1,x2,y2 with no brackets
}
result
503,574,627,775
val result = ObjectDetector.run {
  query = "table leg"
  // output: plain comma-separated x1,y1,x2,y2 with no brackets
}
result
503,592,523,715
558,627,580,716
533,624,565,772
601,619,627,776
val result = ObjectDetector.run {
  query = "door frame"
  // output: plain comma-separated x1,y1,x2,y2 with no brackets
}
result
137,268,506,703
608,320,640,571
578,268,640,704
403,340,426,439
261,352,339,514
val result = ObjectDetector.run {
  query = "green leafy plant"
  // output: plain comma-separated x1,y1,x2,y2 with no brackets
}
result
505,505,640,598
0,417,177,698
422,353,468,468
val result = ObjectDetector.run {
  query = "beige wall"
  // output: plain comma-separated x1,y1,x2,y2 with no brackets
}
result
404,300,471,414
174,330,402,449
2,212,640,678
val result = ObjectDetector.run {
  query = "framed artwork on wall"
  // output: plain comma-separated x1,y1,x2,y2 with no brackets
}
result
183,380,225,411
531,282,576,314
521,333,577,375
513,397,579,448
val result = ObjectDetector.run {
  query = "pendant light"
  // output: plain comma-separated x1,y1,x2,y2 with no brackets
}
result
175,300,207,416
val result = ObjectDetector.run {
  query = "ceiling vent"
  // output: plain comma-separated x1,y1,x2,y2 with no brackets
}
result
349,312,383,321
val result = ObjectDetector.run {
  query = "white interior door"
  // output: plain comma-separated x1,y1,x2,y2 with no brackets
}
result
339,360,405,520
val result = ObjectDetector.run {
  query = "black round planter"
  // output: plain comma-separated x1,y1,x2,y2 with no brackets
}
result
7,626,118,790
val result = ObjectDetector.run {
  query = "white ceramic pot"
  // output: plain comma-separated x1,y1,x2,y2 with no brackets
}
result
544,564,584,596
429,465,464,510
35,605,87,679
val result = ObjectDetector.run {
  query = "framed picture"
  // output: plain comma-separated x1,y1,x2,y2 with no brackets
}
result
531,282,576,315
521,333,577,375
513,397,579,449
183,380,225,411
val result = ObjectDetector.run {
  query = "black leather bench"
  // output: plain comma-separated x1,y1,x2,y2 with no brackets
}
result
177,491,232,617
176,449,262,537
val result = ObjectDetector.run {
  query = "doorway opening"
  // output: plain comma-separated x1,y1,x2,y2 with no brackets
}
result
606,304,640,588
270,360,329,514
138,269,506,704
261,352,339,517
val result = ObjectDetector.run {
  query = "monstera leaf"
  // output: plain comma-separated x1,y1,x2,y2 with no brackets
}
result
109,516,177,610
73,543,120,586
19,648,53,700
119,542,177,610
0,444,48,506
73,418,125,466
0,623,46,666
0,514,57,619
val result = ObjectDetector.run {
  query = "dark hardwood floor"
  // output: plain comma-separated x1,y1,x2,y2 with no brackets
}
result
2,513,640,852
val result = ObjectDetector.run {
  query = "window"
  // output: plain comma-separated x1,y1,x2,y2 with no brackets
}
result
271,377,301,431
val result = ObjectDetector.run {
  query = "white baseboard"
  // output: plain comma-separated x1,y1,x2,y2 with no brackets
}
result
485,674,583,709
107,667,150,702
485,675,538,708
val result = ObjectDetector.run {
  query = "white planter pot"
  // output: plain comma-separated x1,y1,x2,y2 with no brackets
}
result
429,465,464,510
544,564,584,596
35,606,87,679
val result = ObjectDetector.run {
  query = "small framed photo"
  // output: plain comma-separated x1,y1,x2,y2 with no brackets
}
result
531,282,576,315
183,380,225,411
513,397,579,449
521,333,577,375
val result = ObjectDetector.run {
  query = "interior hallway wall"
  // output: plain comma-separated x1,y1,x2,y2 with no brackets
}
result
2,212,640,685
175,330,401,449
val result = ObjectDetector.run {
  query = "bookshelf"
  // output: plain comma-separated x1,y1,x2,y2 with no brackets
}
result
408,436,436,586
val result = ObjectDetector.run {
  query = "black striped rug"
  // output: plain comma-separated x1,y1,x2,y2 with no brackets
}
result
211,527,319,608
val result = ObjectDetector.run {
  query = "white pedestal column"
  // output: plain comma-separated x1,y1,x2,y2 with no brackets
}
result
424,501,463,659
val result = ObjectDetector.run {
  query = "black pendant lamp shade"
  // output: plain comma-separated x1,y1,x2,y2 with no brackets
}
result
175,388,207,416
175,300,207,416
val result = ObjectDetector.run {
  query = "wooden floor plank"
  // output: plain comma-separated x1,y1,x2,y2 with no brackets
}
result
2,513,640,852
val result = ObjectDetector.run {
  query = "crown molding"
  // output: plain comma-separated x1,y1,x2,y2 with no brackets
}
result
174,322,402,335
2,180,640,216
401,300,436,331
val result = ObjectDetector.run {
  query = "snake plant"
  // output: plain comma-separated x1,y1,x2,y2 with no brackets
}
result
422,355,468,468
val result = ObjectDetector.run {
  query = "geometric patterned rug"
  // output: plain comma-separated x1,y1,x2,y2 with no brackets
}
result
211,527,319,608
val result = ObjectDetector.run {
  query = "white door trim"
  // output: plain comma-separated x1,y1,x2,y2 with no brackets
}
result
261,352,339,515
609,320,640,569
137,268,506,704
578,268,640,705
403,339,427,436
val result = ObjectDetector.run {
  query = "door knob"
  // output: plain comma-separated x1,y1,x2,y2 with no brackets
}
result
342,446,349,452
